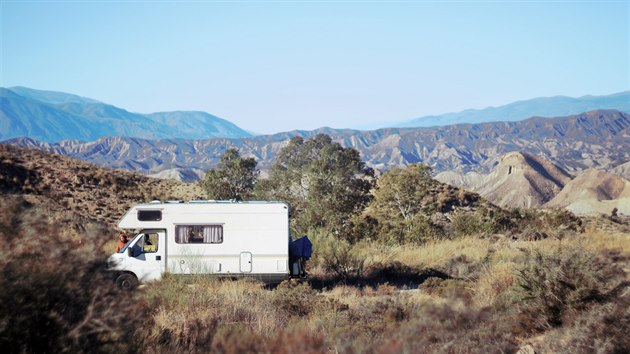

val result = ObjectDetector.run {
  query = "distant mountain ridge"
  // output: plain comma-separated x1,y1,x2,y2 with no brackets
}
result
389,91,630,128
0,87,252,142
5,110,629,183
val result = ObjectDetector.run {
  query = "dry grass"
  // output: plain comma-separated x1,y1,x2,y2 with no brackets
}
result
357,236,492,269
473,261,515,307
581,229,630,256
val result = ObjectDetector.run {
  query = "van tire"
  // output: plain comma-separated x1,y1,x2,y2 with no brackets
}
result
116,273,138,290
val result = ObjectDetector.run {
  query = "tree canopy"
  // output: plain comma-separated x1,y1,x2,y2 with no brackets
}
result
201,148,259,201
255,134,374,236
364,164,440,244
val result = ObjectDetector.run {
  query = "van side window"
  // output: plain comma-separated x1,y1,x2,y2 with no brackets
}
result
138,210,162,221
175,225,223,244
140,233,158,253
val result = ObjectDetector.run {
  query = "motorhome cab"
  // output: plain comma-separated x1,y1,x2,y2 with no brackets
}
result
108,200,304,289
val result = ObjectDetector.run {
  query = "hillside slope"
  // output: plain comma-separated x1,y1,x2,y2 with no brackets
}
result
610,161,630,180
545,169,630,215
0,144,204,232
468,152,572,208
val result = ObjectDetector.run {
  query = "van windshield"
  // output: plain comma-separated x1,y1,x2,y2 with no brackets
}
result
119,233,141,253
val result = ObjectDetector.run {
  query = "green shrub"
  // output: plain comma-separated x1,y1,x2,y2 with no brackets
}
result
516,209,583,237
450,210,495,237
311,230,366,281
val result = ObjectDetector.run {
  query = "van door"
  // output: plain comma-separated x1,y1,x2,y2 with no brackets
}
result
128,230,166,282
240,252,252,273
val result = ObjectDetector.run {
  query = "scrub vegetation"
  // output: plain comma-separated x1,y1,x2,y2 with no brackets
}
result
1,140,629,353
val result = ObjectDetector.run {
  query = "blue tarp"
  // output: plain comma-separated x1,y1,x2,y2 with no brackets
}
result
289,235,313,259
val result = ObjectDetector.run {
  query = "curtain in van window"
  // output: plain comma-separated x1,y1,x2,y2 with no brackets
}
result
203,226,222,243
176,226,189,243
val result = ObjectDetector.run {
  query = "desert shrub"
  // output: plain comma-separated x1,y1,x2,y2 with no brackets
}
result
450,209,496,237
273,281,319,317
510,246,625,334
210,324,266,354
541,297,630,354
0,156,41,193
142,276,288,351
473,262,515,307
374,303,518,354
517,208,583,237
421,278,474,304
151,317,220,353
345,213,379,244
268,327,328,354
311,231,366,281
0,196,146,353
343,296,414,341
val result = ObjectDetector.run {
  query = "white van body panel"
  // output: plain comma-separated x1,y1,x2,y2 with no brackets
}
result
109,201,290,283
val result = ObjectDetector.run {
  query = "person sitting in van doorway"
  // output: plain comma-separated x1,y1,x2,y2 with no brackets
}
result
115,233,128,253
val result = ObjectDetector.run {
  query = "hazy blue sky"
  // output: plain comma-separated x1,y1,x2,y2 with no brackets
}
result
1,1,628,134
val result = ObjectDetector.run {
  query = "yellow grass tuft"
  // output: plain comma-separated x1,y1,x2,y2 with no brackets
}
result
356,236,491,269
473,261,515,307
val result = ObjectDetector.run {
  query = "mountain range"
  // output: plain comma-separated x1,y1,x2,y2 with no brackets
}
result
3,87,629,142
0,87,252,142
5,110,629,184
390,91,630,128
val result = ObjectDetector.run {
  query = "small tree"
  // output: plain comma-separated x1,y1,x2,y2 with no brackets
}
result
201,148,259,201
366,164,439,244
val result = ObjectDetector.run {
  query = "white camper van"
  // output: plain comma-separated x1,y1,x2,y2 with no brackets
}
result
108,200,300,289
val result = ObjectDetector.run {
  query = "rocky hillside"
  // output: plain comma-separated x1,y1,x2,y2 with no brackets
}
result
545,169,630,215
437,152,572,208
610,161,630,180
0,144,204,235
4,110,629,180
437,151,630,215
148,167,206,183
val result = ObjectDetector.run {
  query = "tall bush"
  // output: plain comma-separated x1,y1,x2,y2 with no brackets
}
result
0,196,146,353
512,246,625,334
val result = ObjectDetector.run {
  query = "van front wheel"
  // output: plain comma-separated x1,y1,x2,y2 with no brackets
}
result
116,273,138,290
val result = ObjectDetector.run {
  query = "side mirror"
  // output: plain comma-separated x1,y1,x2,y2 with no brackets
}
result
128,246,135,258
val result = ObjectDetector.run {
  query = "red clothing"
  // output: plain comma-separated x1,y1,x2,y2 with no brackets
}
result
115,240,127,252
